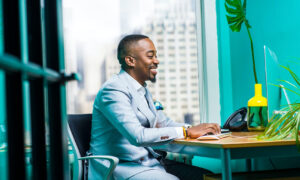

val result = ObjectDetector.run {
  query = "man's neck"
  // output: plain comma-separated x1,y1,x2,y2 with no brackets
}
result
124,69,145,86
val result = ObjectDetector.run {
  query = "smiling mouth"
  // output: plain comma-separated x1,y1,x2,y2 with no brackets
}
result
149,66,157,76
150,68,157,75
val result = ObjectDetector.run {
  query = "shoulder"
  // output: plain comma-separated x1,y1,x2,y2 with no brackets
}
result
95,74,130,101
102,74,128,92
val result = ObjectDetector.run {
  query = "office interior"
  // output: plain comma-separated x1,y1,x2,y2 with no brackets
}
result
0,0,300,179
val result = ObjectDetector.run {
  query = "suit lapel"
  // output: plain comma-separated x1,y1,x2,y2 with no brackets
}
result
145,88,158,127
118,73,156,127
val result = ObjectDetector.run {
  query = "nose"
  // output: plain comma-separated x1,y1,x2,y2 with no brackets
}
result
153,56,159,65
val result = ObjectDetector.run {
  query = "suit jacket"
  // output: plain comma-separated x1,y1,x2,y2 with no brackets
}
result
88,70,185,179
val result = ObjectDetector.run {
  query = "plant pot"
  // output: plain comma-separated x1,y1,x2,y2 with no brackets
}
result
247,84,268,131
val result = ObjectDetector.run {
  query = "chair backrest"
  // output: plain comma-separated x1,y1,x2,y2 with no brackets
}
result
68,114,92,180
68,114,92,157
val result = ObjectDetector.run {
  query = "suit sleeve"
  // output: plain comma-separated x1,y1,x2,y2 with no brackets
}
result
156,110,187,127
94,86,180,147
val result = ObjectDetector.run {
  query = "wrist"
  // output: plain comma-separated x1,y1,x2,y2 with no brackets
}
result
186,128,190,137
182,126,187,138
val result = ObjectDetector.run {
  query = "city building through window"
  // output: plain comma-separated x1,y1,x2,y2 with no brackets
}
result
63,0,220,125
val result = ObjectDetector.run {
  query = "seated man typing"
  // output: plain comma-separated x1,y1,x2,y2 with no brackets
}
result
88,34,220,180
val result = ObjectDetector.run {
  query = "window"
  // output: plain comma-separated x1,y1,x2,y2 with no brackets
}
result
180,90,187,94
191,68,197,72
170,83,176,87
159,76,165,80
180,68,187,72
157,39,164,43
160,91,166,95
1,0,71,178
191,53,197,57
157,46,164,50
63,0,220,125
168,53,175,57
169,69,176,73
170,91,176,95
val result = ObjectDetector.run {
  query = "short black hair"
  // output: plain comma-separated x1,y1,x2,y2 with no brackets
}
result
117,34,149,69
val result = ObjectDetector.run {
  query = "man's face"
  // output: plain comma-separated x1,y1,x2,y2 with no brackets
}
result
130,38,159,83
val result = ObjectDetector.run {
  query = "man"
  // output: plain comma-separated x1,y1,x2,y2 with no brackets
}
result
89,34,220,180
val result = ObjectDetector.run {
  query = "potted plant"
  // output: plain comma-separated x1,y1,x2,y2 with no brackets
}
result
225,0,258,83
225,0,268,131
258,65,300,150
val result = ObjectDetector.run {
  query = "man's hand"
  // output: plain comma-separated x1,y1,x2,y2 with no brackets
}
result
186,123,221,139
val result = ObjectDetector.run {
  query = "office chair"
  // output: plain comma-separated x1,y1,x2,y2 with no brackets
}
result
67,114,119,180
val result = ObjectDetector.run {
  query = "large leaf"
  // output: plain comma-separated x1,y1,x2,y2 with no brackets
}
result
225,0,248,32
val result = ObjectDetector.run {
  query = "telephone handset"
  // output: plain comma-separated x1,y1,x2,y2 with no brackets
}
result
223,107,248,132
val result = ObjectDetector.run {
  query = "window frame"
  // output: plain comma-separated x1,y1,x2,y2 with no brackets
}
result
196,0,221,124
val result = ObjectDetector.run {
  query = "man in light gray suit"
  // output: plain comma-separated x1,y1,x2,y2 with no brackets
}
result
89,34,220,180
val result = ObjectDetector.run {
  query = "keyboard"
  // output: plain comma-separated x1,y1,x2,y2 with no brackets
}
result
196,132,231,140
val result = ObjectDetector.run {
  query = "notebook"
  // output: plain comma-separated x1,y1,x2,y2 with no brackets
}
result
197,132,231,140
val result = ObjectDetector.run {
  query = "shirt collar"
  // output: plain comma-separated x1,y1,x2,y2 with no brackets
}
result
120,69,147,95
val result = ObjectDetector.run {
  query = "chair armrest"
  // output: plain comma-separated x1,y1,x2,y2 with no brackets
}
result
78,155,119,180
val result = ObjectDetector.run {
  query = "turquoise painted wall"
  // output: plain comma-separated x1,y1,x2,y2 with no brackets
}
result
213,0,300,173
221,0,300,115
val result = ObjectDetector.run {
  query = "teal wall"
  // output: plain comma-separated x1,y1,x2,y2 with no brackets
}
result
218,0,300,122
207,0,300,173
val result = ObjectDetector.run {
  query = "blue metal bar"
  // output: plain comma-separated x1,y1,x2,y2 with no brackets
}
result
19,1,33,179
220,148,232,180
0,54,61,81
19,0,32,145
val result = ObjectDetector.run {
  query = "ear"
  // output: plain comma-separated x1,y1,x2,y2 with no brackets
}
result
124,56,136,68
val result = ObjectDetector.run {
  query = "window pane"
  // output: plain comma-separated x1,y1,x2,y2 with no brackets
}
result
64,0,200,125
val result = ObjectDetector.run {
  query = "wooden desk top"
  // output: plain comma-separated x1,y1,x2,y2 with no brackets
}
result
173,132,298,149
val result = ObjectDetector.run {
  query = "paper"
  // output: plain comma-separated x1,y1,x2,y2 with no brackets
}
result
197,132,231,140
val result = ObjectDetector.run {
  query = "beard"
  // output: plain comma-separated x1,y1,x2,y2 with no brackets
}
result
150,76,156,83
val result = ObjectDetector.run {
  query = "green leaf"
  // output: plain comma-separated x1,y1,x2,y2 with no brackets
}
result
259,100,300,151
225,0,245,26
225,3,242,15
225,0,241,8
226,15,243,24
280,65,300,87
277,80,298,89
229,18,244,32
271,84,300,96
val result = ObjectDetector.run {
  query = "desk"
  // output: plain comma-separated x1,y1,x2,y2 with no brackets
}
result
172,132,300,180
